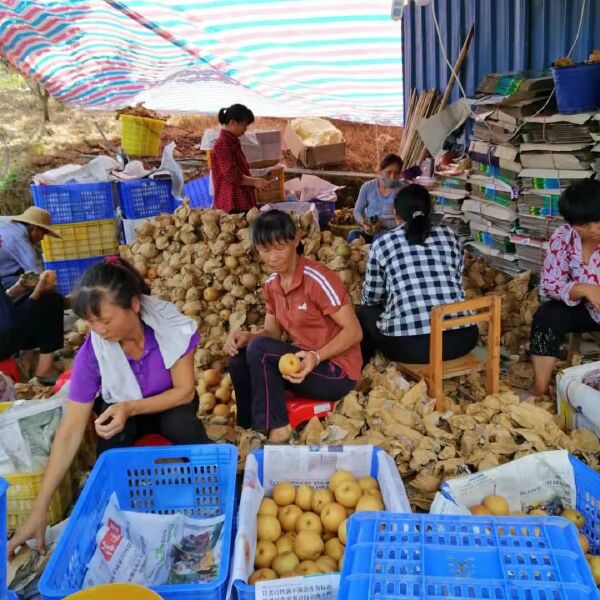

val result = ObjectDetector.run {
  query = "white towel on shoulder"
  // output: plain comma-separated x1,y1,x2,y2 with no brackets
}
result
90,295,197,404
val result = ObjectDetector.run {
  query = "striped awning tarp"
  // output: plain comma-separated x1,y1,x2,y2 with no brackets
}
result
0,0,404,124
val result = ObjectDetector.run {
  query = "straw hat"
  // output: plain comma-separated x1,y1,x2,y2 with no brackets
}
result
12,207,60,238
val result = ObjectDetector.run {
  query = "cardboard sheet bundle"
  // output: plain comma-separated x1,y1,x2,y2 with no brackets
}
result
467,71,599,276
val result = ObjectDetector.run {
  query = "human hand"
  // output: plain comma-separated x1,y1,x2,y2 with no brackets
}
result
282,350,319,384
94,402,132,439
224,330,252,356
584,285,600,311
253,178,269,192
30,270,57,299
8,508,48,559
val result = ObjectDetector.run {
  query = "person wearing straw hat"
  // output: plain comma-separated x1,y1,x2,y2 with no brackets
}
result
0,207,64,384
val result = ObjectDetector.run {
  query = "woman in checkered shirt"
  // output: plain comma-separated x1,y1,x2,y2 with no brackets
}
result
358,184,478,365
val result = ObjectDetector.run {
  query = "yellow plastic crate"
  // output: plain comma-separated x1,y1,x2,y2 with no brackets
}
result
121,114,165,157
5,469,73,532
0,401,75,531
41,219,118,261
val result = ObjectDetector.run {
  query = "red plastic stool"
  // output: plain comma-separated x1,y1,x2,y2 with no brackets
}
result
134,434,172,447
0,358,20,383
286,395,336,429
53,368,72,394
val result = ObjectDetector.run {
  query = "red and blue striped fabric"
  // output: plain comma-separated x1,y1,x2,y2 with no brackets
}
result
0,0,403,124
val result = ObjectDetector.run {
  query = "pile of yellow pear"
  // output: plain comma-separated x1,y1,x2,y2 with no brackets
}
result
249,470,384,584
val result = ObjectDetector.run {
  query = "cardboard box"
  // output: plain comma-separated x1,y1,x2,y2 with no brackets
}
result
556,362,600,437
284,123,346,168
201,128,282,167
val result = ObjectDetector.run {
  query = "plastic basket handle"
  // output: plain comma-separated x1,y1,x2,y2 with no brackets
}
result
153,456,191,465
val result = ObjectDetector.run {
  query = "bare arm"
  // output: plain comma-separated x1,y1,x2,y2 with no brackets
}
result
315,304,362,361
8,400,93,556
94,352,196,439
284,304,362,384
224,313,283,356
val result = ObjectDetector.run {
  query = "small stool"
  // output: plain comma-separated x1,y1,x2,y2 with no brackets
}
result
397,295,501,411
286,394,336,429
134,434,172,447
0,357,20,383
53,368,73,394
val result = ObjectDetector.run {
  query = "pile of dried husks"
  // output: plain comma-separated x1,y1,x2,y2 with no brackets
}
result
296,361,600,511
119,204,369,421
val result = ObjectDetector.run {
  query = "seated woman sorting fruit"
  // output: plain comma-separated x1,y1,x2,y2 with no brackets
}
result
0,207,64,383
225,210,363,443
358,184,478,364
8,257,208,557
348,153,405,244
528,179,600,401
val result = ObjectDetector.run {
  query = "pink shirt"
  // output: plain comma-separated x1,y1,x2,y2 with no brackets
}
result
542,224,600,323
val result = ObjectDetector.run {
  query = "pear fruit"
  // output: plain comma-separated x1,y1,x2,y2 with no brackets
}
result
275,534,295,555
320,502,347,533
295,484,314,511
272,551,300,576
278,354,301,376
316,555,338,573
312,489,334,514
482,495,509,516
294,530,324,561
338,519,347,544
358,476,379,492
259,497,279,517
257,515,281,542
324,537,345,561
297,560,321,575
278,504,303,532
562,508,585,530
273,482,296,506
296,511,323,534
355,495,384,512
249,568,277,584
335,479,362,508
254,540,277,569
328,470,354,492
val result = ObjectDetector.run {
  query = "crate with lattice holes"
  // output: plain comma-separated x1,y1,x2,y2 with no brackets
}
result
39,444,238,600
338,512,599,600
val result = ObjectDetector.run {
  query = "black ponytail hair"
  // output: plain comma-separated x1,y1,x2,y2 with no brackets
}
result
250,209,304,255
217,103,255,126
394,184,432,245
72,257,150,319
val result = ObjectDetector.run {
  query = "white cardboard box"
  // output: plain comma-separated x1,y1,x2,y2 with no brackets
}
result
556,362,600,437
228,445,411,600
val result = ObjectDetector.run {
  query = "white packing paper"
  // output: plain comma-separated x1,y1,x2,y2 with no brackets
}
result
84,493,225,587
430,450,575,515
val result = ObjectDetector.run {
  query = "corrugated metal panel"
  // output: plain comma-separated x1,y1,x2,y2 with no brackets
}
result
403,0,600,117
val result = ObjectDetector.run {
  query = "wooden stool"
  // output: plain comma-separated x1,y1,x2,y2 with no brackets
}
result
397,296,502,411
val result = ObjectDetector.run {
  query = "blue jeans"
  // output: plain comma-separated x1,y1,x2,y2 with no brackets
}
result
348,230,388,243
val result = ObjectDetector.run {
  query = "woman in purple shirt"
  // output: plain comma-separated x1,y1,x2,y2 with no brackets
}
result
8,257,208,556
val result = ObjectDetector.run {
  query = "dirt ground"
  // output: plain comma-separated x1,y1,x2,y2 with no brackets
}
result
0,67,402,216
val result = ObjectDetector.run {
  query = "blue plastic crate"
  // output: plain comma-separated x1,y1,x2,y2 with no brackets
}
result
184,175,213,209
310,199,336,229
39,444,238,600
44,256,107,296
31,182,115,224
338,512,599,600
117,178,178,219
233,446,406,600
571,455,600,555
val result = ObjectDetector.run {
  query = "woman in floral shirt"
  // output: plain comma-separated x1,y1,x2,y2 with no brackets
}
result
529,179,600,400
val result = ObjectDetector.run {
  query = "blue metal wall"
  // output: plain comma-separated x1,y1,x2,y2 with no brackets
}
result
402,0,600,115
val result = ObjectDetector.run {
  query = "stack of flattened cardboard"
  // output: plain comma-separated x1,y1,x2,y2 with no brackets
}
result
430,165,471,242
512,112,599,276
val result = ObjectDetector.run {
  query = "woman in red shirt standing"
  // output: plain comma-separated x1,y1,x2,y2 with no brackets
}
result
224,210,363,443
211,104,268,213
